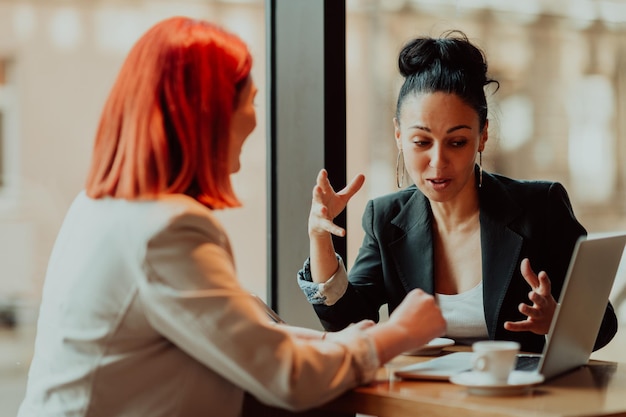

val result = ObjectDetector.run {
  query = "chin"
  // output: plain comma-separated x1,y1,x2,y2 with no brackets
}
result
420,187,457,203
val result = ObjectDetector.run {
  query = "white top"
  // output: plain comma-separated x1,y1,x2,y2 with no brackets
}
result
18,192,379,417
436,282,489,344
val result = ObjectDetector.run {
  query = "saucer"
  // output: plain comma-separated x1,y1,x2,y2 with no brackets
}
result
402,337,455,356
450,371,544,396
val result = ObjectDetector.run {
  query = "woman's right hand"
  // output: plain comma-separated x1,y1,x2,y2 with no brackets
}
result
308,169,365,239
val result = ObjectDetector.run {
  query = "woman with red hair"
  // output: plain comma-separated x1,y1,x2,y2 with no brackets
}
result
18,17,445,417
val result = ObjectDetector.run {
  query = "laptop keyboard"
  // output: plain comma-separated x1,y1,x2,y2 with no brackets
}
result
515,355,541,371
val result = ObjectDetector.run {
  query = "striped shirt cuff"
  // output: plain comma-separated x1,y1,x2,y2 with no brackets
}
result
296,256,349,306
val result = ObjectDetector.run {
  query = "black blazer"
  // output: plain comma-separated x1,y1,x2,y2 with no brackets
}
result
314,170,617,353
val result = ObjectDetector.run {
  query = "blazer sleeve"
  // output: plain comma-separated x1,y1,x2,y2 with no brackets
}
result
138,211,378,410
543,183,617,351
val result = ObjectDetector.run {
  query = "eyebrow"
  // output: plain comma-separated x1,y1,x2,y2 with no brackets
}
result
410,124,473,133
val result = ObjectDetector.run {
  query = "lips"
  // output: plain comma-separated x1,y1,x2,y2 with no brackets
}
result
428,178,451,190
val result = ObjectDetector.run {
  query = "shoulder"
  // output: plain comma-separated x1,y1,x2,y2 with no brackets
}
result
487,171,555,191
481,172,580,229
367,186,423,216
157,194,220,224
64,192,222,237
371,186,421,207
361,186,430,232
151,194,229,243
484,172,571,205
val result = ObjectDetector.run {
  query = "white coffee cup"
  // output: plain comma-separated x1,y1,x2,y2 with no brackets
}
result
471,340,520,384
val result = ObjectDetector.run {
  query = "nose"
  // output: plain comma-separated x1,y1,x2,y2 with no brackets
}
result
428,144,447,169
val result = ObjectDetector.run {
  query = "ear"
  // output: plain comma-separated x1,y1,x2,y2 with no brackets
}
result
478,120,489,152
393,117,402,151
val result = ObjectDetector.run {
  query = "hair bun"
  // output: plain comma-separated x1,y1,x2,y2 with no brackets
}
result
394,30,498,131
398,31,489,87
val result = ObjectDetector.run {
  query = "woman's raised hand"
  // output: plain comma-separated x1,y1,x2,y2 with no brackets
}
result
308,169,365,238
504,258,557,335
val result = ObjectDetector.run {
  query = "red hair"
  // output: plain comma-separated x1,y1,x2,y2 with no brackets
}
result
85,17,252,208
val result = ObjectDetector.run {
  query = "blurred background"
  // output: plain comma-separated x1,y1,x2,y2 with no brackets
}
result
0,0,625,415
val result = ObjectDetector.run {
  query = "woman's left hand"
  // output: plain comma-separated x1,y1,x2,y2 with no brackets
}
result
504,258,557,335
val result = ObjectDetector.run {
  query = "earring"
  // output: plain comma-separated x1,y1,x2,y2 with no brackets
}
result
396,150,405,188
478,151,483,188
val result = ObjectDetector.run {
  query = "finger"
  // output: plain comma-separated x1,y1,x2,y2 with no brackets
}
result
536,271,552,296
309,198,329,221
405,288,428,301
314,169,325,189
330,226,346,237
353,319,376,330
504,320,533,332
518,302,541,319
520,258,540,290
315,169,334,194
316,218,345,237
527,291,548,309
339,174,366,200
312,184,324,202
316,168,327,183
311,201,348,235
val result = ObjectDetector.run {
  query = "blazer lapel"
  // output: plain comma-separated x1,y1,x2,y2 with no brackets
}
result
388,190,435,294
479,172,524,338
382,172,525,340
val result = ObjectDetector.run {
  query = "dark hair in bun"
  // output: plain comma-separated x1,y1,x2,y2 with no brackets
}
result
395,30,498,131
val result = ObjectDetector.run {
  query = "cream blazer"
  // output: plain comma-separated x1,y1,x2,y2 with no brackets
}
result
18,192,377,417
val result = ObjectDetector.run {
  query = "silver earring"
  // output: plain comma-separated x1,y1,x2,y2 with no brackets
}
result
396,150,405,188
478,151,483,188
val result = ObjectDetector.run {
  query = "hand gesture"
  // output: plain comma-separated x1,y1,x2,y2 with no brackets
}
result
504,258,557,335
388,289,447,346
308,169,365,238
352,289,446,363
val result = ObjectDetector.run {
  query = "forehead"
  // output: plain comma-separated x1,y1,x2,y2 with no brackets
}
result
398,92,479,127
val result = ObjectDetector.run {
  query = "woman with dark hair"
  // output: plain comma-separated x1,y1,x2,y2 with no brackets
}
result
18,17,446,417
299,30,617,354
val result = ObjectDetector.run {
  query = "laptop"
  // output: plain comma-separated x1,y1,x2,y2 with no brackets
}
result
395,232,626,382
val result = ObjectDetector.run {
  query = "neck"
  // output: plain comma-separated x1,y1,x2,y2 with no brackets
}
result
430,183,480,234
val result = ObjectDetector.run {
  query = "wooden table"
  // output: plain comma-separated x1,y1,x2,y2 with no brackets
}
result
242,347,626,417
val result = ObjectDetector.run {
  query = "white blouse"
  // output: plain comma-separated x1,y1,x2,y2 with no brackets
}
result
436,282,489,345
